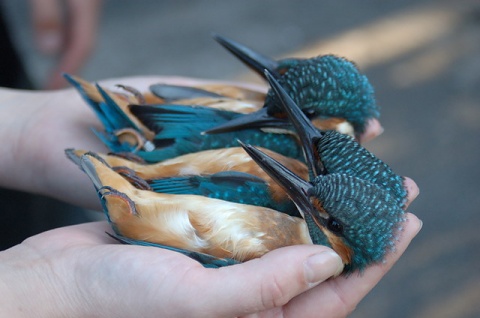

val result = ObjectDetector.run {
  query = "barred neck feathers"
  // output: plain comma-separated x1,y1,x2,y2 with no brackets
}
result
311,174,405,272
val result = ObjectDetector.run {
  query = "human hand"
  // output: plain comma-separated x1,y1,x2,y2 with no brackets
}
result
30,0,102,89
0,212,421,318
0,76,388,209
0,75,421,317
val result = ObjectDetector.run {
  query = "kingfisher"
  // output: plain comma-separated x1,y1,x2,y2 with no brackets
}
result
263,70,408,207
65,147,308,216
203,34,380,138
76,152,311,268
65,74,347,160
75,150,405,272
66,73,356,163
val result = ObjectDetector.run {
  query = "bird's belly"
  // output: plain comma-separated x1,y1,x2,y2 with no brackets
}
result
109,192,312,262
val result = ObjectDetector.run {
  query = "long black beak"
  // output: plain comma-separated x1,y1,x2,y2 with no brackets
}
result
213,33,281,79
264,70,326,177
239,141,324,224
203,107,291,134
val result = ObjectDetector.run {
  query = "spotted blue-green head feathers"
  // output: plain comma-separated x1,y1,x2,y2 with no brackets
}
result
263,69,407,207
240,142,405,273
208,34,379,136
311,173,405,272
265,55,379,135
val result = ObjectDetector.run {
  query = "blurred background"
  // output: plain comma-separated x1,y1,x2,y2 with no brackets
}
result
1,0,479,317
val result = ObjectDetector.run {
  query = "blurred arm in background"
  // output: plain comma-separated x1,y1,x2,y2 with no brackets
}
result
30,0,102,89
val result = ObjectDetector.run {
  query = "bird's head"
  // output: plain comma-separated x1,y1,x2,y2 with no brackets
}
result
265,54,379,136
265,69,408,207
239,72,405,272
207,34,377,136
240,142,405,272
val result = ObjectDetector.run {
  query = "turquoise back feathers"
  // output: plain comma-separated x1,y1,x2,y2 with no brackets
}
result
129,104,304,162
147,171,298,216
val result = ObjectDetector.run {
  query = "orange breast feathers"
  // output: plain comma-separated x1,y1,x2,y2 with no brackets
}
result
87,155,312,262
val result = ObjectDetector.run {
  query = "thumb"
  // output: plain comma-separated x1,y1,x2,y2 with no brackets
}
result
188,245,344,317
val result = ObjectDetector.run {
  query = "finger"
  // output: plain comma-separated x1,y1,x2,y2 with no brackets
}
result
46,0,102,89
328,213,422,308
178,245,344,317
30,0,63,55
359,118,383,143
22,221,114,251
282,213,422,318
403,177,419,209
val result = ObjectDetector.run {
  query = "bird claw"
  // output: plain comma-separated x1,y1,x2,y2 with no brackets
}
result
98,186,139,215
116,84,147,104
112,166,152,191
114,128,153,152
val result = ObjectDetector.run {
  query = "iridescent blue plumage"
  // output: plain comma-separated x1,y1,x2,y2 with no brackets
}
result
147,171,298,216
65,146,306,218
264,70,407,207
73,153,313,267
205,34,379,136
265,55,379,134
63,34,409,272
236,74,407,271
64,73,147,153
241,143,405,272
129,104,304,162
309,174,404,272
313,131,407,207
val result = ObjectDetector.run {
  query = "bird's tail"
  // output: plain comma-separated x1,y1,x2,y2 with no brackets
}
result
65,148,111,175
65,74,155,153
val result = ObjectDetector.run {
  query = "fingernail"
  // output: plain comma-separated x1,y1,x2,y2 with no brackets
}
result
304,251,344,287
417,219,423,233
377,124,385,136
38,31,61,54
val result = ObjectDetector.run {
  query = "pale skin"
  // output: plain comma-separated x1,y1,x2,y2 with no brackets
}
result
0,76,421,317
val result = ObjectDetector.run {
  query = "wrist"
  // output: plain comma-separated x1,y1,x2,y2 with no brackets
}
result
0,87,102,207
0,88,48,194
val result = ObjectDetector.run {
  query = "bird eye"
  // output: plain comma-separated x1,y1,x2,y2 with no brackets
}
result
327,217,343,235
